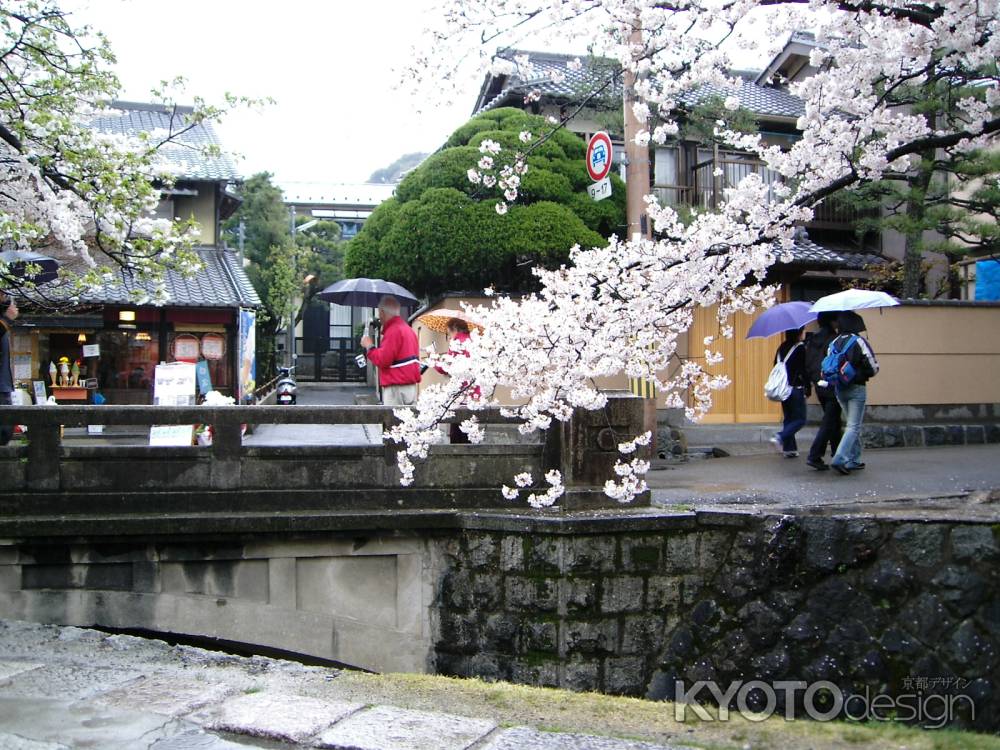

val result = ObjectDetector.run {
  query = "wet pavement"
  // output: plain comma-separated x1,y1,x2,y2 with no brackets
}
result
0,620,691,750
647,443,1000,509
244,383,379,446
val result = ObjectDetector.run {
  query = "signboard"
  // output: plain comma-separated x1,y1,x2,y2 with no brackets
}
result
196,359,213,395
202,333,225,360
586,131,613,182
173,334,200,362
237,308,256,403
150,361,197,446
82,344,100,358
12,354,31,380
153,361,196,406
149,424,194,446
587,177,612,202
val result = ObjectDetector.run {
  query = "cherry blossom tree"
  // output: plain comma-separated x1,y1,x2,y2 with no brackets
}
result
391,0,998,507
0,1,250,302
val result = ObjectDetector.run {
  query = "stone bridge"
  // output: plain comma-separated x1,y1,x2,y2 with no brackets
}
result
0,396,651,674
2,399,996,730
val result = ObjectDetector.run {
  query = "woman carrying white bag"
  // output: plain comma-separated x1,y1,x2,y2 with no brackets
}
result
765,327,809,458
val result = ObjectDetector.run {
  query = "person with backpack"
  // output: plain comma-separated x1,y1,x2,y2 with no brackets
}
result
803,312,842,470
769,327,809,457
824,311,879,475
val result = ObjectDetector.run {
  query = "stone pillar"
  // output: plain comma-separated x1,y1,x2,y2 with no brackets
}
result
553,392,651,507
26,422,61,492
210,413,243,490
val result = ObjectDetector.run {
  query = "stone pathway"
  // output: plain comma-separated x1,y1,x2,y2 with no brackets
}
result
0,620,690,750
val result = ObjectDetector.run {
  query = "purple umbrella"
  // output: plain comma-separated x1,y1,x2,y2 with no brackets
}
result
746,301,817,339
316,278,418,308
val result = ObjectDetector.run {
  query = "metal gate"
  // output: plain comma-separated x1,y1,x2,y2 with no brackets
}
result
294,336,366,382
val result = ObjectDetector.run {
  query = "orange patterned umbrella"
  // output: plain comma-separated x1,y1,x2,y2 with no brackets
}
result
415,309,484,334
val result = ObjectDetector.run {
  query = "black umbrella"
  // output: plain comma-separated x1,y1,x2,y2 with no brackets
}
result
836,310,867,334
0,249,60,284
316,278,418,308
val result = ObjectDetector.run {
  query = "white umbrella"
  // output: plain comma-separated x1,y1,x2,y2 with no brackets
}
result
809,289,900,312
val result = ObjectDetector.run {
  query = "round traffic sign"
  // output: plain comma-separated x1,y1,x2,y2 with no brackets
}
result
586,132,613,182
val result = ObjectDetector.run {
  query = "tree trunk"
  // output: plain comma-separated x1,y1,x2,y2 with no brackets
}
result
901,153,935,299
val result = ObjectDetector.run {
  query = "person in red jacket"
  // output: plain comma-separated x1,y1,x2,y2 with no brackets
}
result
360,295,420,406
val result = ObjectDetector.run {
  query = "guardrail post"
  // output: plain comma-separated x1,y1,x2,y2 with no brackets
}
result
26,422,61,491
210,411,242,490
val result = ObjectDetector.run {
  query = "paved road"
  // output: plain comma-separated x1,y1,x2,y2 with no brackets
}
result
0,619,689,750
244,383,380,446
648,443,1000,508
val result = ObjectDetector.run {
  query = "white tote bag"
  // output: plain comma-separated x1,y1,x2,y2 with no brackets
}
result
763,343,801,402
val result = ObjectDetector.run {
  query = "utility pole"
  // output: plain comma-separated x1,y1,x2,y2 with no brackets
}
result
623,21,651,243
622,17,658,451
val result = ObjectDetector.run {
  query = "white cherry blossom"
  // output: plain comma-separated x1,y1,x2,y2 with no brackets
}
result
395,0,999,508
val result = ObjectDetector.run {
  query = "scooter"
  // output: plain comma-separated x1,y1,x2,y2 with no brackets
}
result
276,366,297,405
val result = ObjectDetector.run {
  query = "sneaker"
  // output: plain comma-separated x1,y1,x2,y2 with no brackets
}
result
769,434,782,451
784,451,799,458
806,457,829,471
846,462,866,470
830,462,851,475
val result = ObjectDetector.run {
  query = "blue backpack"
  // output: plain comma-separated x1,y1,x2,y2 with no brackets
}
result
820,334,858,388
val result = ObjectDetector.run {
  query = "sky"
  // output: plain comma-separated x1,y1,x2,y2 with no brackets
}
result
64,0,486,186
63,0,783,187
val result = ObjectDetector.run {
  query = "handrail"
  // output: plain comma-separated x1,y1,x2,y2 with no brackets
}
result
0,394,651,510
0,404,520,427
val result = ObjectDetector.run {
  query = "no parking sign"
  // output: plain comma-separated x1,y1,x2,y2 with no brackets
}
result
586,131,613,182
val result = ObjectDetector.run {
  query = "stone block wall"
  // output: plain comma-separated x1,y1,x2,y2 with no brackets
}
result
861,422,1000,448
433,514,999,730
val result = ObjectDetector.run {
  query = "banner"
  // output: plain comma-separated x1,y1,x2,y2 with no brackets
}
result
237,308,256,403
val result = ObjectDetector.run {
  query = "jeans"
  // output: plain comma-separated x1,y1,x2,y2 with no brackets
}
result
778,387,807,452
832,384,866,467
808,389,842,462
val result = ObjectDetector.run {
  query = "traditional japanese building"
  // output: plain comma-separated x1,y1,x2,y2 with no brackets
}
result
13,102,261,406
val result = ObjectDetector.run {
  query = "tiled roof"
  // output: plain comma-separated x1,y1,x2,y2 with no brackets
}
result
89,101,240,182
74,246,261,308
678,78,804,119
782,231,884,269
476,50,804,120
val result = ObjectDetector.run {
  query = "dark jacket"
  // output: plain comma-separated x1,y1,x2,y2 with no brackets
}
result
829,333,879,386
805,327,838,396
0,314,14,394
775,340,808,390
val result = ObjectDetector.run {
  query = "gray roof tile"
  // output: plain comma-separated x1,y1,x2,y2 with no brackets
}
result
89,101,240,182
477,49,804,120
64,246,261,308
781,232,884,269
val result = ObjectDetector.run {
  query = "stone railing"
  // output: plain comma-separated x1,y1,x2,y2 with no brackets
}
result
0,395,651,520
